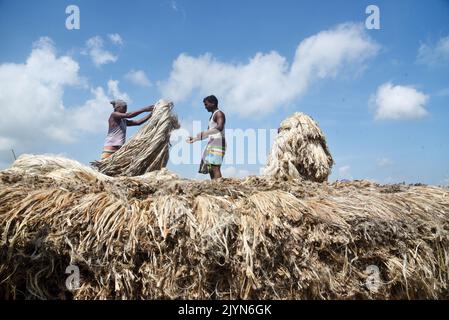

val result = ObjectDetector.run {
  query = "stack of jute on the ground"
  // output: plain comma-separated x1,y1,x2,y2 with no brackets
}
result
92,99,180,177
0,109,448,300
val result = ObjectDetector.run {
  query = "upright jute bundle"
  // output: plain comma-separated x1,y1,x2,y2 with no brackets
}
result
92,99,180,177
262,112,333,182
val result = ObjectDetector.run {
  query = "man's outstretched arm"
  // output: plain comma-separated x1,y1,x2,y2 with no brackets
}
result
126,112,153,126
187,111,225,143
112,105,154,119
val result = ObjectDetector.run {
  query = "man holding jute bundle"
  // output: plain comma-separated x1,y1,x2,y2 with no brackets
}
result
101,99,154,159
187,95,226,180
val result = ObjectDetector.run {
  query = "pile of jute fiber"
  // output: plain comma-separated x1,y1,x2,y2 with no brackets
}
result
0,108,447,299
0,155,447,299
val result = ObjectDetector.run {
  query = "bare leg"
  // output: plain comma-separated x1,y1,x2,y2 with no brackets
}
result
210,166,222,179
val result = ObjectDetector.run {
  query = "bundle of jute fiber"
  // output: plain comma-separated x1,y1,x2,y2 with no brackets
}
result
92,99,180,177
262,112,334,182
1,155,448,299
8,154,111,182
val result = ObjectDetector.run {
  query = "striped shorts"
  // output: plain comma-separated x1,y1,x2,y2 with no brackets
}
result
199,137,226,174
101,148,118,160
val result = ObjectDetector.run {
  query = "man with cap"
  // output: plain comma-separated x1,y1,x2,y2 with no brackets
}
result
101,99,154,159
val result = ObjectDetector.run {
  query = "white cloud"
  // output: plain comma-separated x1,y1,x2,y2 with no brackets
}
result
222,166,251,178
83,36,117,66
159,23,379,118
338,165,352,180
371,83,429,120
108,33,123,46
0,37,81,147
107,80,131,102
70,81,130,134
125,69,151,87
0,37,130,165
69,87,111,134
377,157,392,167
417,36,449,66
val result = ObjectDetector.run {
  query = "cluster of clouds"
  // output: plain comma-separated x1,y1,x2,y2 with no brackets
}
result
160,23,380,118
0,37,83,147
83,35,118,67
159,24,449,122
82,33,125,67
367,36,449,121
0,36,133,166
368,36,449,121
0,31,155,167
80,33,152,87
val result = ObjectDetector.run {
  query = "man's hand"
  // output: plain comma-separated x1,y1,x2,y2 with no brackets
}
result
144,105,154,112
186,136,195,144
112,104,154,119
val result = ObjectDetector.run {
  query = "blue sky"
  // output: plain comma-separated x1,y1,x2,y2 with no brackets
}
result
0,0,448,185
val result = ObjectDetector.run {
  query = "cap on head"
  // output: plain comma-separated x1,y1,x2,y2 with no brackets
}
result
110,99,127,108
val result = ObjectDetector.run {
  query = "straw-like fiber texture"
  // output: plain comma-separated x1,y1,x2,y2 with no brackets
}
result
1,155,448,299
91,99,180,177
262,112,333,182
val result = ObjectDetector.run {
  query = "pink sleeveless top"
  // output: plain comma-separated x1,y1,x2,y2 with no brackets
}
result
104,118,127,147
